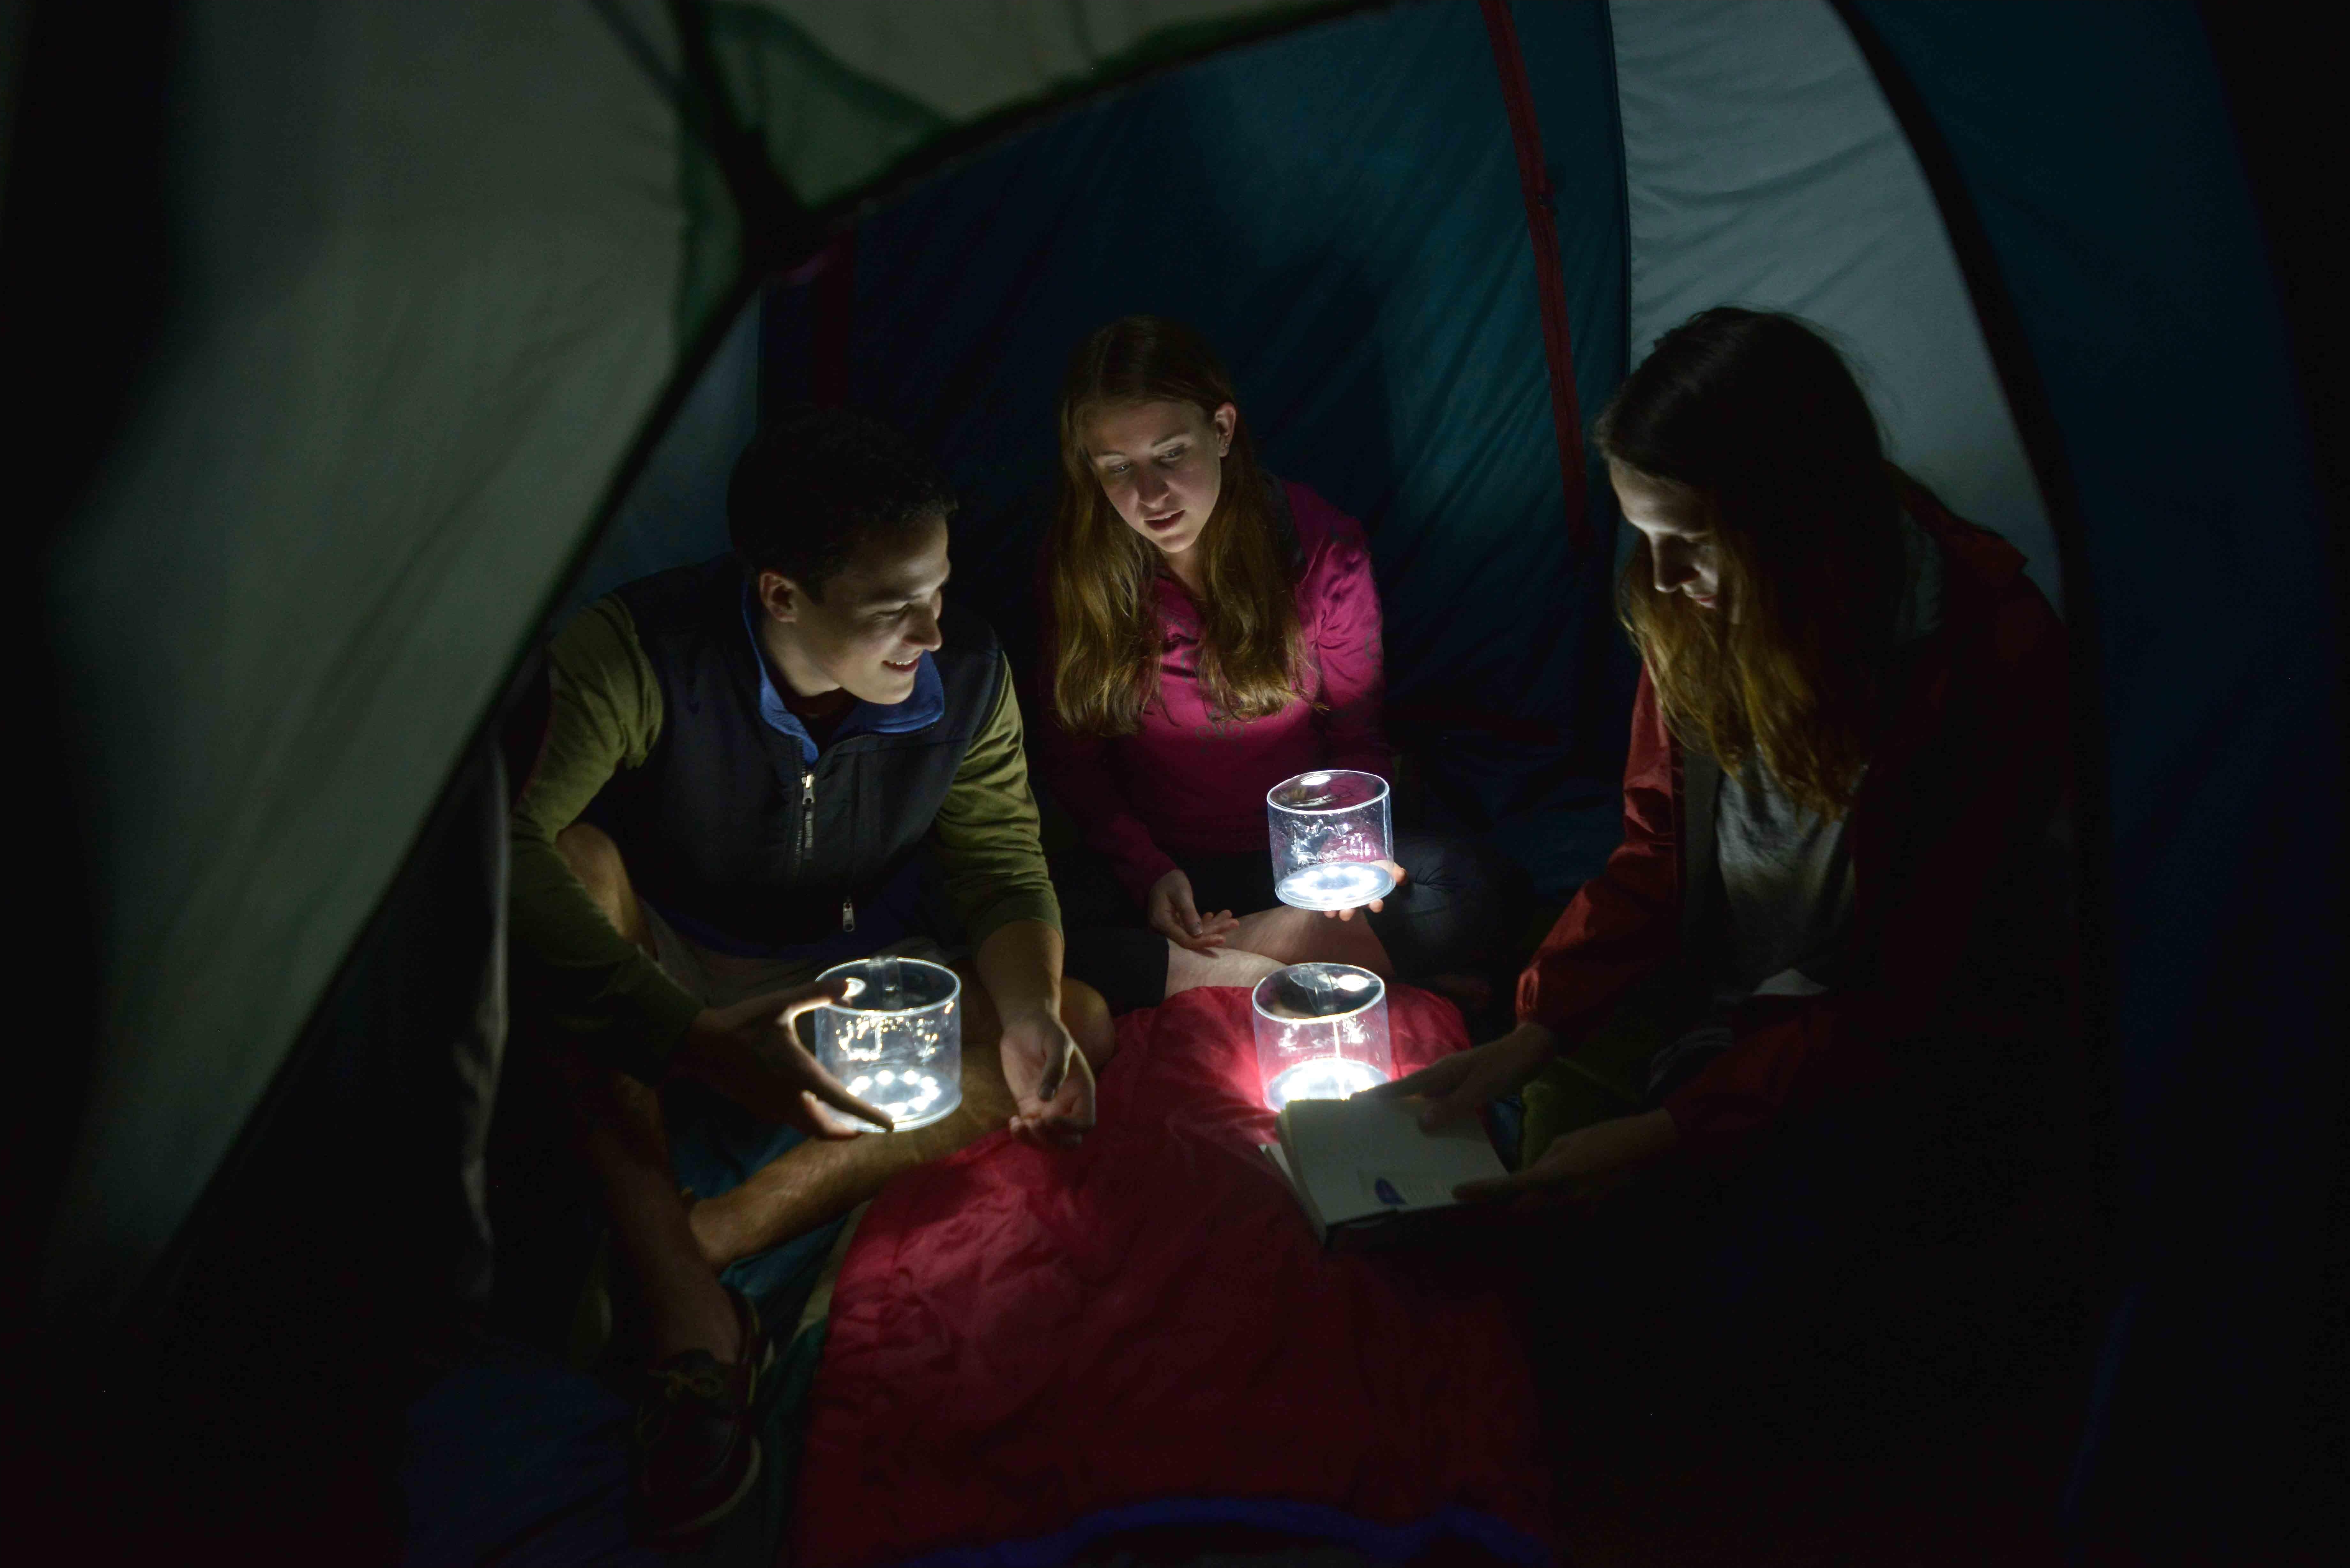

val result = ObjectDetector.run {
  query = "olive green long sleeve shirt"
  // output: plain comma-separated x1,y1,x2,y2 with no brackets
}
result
509,597,1059,1081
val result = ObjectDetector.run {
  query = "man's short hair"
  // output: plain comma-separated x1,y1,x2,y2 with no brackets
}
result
727,404,957,599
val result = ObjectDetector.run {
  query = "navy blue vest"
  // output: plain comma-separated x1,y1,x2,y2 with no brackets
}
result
589,555,1005,954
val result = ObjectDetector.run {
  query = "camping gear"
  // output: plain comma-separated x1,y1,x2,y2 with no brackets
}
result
1253,962,1394,1111
10,3,2337,1562
1266,769,1397,911
814,957,964,1132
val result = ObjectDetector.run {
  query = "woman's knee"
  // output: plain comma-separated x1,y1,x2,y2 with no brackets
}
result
1394,831,1505,900
1390,831,1529,965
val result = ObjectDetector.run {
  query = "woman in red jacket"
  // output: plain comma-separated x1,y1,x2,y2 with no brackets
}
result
1385,308,2073,1241
1037,316,1519,1013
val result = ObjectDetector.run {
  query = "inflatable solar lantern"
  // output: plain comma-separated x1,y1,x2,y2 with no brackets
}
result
812,956,963,1132
1266,769,1395,911
1251,961,1394,1112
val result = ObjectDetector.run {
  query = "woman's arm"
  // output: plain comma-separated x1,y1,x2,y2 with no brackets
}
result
1037,718,1180,909
1381,675,1683,1133
1028,583,1183,911
1514,671,1687,1040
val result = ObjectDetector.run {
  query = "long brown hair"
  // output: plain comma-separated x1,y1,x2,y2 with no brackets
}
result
1048,316,1304,735
1598,308,1908,818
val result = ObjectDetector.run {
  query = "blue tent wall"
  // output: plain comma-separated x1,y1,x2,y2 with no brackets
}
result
757,0,1637,900
555,297,765,623
1851,4,2345,1554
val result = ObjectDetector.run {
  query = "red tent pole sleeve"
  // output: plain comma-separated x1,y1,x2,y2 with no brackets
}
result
783,226,858,407
1479,0,1590,553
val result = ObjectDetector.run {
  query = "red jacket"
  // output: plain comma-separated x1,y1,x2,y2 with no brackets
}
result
1516,482,2073,1158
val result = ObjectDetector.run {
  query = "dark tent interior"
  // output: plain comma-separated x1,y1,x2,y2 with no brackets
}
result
5,2,2341,1563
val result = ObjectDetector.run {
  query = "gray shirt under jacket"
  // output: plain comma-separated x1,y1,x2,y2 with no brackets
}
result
1647,509,1945,1100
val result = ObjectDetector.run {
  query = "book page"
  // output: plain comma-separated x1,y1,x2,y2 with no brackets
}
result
1279,1096,1506,1228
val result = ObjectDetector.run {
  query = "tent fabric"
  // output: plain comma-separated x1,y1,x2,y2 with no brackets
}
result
672,3,1317,357
1608,0,2058,606
118,732,520,1559
752,0,1639,894
1844,5,2340,1549
791,985,1553,1565
29,0,1314,1322
706,1,1304,210
39,2,694,1315
1481,0,1596,553
865,0,1631,731
558,298,768,622
14,3,2337,1559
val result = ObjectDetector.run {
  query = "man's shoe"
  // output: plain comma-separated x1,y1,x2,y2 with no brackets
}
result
629,1289,775,1541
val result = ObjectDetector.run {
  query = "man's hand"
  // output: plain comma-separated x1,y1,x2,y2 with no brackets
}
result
1452,1108,1679,1211
997,1008,1096,1147
1147,869,1239,952
1319,860,1408,922
671,978,894,1137
1368,1019,1558,1129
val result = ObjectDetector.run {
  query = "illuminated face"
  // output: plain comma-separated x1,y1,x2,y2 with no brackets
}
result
755,512,951,706
1082,398,1238,569
1610,460,1722,609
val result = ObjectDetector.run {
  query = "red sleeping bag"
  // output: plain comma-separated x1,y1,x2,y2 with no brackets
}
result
790,984,1556,1564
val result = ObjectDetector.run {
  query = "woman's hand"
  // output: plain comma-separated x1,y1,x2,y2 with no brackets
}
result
1453,1108,1679,1211
673,978,895,1137
1368,1020,1558,1129
1319,860,1408,922
1147,869,1240,953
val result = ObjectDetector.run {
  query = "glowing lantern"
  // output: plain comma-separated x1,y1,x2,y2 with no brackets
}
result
1266,769,1395,911
812,956,963,1132
1251,961,1393,1112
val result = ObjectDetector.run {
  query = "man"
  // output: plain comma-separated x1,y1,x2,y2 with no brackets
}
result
509,404,1111,1536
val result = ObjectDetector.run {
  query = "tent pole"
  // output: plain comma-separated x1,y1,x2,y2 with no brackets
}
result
1480,0,1590,554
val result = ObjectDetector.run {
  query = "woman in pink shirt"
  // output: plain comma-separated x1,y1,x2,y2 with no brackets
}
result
1037,316,1516,1013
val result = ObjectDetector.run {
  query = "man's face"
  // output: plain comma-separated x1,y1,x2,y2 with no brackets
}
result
757,512,951,706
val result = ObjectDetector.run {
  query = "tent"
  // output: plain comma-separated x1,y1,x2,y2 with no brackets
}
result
7,2,2339,1560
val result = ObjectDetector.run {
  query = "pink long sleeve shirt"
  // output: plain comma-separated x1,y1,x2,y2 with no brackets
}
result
1040,480,1391,909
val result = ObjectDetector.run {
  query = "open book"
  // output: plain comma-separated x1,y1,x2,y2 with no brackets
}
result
1260,1094,1509,1250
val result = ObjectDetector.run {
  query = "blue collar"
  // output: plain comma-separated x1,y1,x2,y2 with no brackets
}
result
739,586,945,765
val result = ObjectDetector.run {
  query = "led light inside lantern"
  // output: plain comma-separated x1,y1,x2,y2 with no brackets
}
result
1251,961,1393,1112
1266,769,1395,911
813,956,962,1133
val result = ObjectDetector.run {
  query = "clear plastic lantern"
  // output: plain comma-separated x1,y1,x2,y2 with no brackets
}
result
812,956,963,1132
1251,961,1393,1112
1266,769,1395,911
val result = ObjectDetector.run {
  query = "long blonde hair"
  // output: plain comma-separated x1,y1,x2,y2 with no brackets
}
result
1600,309,1909,818
1048,316,1304,735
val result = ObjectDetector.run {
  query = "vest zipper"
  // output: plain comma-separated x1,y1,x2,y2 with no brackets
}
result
802,765,851,931
799,768,815,857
